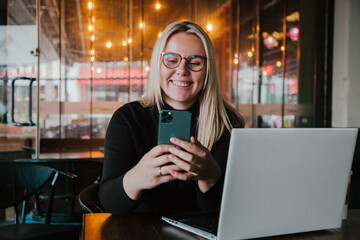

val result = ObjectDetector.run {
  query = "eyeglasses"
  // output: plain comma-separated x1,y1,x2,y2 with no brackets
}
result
162,52,207,72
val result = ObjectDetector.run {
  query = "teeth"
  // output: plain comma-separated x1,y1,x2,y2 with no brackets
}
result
171,81,190,87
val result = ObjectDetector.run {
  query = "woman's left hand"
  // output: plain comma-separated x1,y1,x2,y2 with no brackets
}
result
168,136,221,193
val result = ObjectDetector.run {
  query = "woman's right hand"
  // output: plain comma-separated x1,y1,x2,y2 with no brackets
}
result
123,145,181,200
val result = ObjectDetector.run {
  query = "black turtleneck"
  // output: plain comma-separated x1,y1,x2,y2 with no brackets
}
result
99,101,233,215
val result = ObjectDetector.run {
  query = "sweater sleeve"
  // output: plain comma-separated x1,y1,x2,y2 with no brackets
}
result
196,131,231,213
99,107,142,215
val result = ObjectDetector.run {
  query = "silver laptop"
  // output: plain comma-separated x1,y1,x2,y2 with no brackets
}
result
162,128,358,240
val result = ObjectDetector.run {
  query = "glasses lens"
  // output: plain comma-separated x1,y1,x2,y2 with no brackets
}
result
187,56,205,71
163,53,180,68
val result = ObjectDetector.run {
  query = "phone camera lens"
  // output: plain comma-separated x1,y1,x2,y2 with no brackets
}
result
162,111,168,118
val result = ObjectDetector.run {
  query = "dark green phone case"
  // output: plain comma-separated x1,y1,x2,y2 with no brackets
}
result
157,110,192,145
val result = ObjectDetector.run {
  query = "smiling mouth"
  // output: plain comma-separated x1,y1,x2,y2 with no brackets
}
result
170,80,192,87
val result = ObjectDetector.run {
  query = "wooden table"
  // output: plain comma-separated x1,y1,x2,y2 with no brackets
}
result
82,210,360,240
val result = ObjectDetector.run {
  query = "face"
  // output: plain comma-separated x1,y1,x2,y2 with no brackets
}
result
160,32,206,110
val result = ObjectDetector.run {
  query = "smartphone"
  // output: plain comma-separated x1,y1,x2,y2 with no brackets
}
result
158,110,192,145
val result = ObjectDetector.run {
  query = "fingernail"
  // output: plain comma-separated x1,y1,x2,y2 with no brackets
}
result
170,137,176,142
169,148,175,153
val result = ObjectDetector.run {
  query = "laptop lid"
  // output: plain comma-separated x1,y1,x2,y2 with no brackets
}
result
217,128,357,240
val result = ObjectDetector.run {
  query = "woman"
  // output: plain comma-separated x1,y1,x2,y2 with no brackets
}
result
99,21,244,215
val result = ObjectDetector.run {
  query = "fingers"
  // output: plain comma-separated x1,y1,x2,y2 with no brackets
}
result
170,137,206,155
169,169,197,181
169,147,194,162
149,144,173,157
170,137,197,153
159,163,183,175
156,165,181,184
169,154,198,172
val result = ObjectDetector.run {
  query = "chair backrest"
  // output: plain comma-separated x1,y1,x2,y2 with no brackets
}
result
0,162,54,209
0,162,76,223
79,182,104,213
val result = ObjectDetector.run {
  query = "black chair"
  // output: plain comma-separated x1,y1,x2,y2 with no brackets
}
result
15,158,104,222
79,182,104,213
0,162,79,240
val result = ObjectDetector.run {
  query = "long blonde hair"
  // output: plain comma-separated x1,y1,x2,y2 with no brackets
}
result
139,21,244,150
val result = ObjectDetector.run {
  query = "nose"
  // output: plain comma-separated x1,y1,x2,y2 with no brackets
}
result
176,58,190,75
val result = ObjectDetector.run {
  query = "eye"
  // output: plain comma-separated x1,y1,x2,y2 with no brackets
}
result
165,56,179,63
188,58,202,66
167,59,178,63
189,62,201,66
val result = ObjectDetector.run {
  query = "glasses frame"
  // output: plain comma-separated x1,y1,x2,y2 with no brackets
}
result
161,52,207,72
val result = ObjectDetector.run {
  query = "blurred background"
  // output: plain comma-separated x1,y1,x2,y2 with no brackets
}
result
0,0,359,153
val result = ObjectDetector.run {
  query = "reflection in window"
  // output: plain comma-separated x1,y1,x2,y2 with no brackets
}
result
2,0,323,142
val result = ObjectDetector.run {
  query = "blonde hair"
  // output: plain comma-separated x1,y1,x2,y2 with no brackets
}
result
139,21,244,150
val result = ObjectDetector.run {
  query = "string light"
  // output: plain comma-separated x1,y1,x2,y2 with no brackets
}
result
247,51,253,57
88,25,93,31
127,38,132,44
122,41,127,46
106,42,112,48
91,35,95,41
90,56,95,62
234,58,239,65
206,24,213,32
155,3,161,10
124,57,129,62
88,2,93,9
145,66,150,72
90,49,95,55
276,61,282,67
158,32,162,38
139,22,144,28
281,46,285,51
96,67,102,73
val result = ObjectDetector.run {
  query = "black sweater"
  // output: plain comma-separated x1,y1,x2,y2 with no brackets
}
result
99,101,233,215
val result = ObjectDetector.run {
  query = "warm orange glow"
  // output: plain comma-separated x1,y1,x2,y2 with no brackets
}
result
247,51,253,57
139,22,144,28
124,57,129,62
206,24,213,32
127,38,132,44
122,41,127,46
96,67,102,73
90,56,95,62
281,46,285,51
91,35,95,41
88,25,93,31
158,32,162,38
92,17,95,22
106,42,112,48
234,58,239,65
90,49,95,55
88,2,93,9
262,69,267,76
145,66,150,72
155,3,161,10
276,61,282,67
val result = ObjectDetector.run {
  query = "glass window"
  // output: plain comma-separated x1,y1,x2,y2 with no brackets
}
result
0,0,329,153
